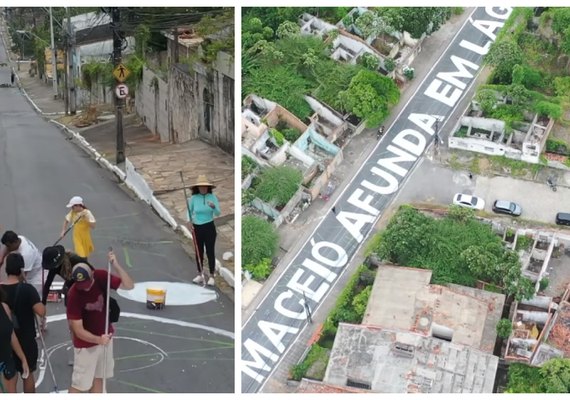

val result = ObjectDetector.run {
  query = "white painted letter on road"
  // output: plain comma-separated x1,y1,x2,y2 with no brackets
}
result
258,320,299,354
242,339,279,382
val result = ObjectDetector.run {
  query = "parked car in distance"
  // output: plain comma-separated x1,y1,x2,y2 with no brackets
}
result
492,200,522,216
556,212,570,226
453,193,485,210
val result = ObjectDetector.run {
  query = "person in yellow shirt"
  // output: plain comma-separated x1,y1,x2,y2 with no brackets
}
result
60,196,96,258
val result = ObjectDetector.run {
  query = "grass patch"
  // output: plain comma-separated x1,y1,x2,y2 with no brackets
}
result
515,235,534,251
490,156,530,177
470,155,481,174
290,344,329,381
448,153,463,170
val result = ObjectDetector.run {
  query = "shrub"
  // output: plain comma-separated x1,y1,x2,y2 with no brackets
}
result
242,156,258,178
281,127,302,142
539,277,549,291
254,166,303,208
384,57,395,72
358,53,380,71
244,258,273,281
269,128,285,145
403,66,415,80
496,318,513,339
451,7,464,15
242,216,279,268
545,138,569,155
515,235,534,251
290,344,328,381
535,101,562,120
554,76,570,98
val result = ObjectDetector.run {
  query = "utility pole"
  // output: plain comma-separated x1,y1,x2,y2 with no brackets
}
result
112,7,125,164
67,7,76,114
49,7,58,99
173,27,179,64
63,29,69,113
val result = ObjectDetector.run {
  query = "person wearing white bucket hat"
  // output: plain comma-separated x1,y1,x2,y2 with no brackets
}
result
60,196,96,258
186,175,221,286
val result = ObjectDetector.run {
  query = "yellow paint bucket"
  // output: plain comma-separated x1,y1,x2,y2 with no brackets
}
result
146,288,166,310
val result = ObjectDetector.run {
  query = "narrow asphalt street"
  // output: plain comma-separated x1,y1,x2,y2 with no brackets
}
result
241,7,514,393
0,36,234,393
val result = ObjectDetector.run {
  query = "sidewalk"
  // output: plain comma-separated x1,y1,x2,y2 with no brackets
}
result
241,8,477,392
1,22,235,297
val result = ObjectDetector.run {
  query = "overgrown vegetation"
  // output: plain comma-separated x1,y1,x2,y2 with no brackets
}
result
506,359,570,393
242,156,258,179
496,318,513,339
242,216,279,278
254,165,303,208
369,205,535,301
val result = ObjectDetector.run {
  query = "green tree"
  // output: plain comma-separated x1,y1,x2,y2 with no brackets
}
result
355,10,389,39
475,89,498,115
384,57,395,72
496,318,513,339
460,246,498,281
338,69,400,127
539,358,570,393
506,84,529,105
242,216,279,267
485,40,524,84
357,53,380,71
242,17,274,50
379,7,451,38
276,20,300,39
254,166,303,208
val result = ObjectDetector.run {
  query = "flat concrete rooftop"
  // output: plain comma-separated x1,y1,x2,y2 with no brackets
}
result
363,265,505,352
324,323,499,393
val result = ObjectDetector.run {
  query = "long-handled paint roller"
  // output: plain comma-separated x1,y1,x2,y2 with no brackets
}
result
103,247,113,393
36,315,59,393
179,172,205,285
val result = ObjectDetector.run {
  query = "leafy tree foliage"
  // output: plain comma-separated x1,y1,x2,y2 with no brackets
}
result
485,40,524,84
276,21,300,39
535,101,562,120
242,216,279,268
496,319,513,339
378,7,452,38
357,53,380,71
372,205,534,299
506,359,570,393
355,11,390,39
242,17,274,50
254,166,303,208
338,69,400,127
554,76,570,98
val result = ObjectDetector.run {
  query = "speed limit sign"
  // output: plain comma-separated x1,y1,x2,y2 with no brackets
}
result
115,83,129,99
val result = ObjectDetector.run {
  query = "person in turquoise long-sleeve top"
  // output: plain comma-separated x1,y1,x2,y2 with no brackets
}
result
186,175,221,286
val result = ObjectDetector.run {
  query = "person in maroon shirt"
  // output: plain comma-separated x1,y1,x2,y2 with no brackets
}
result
66,251,134,393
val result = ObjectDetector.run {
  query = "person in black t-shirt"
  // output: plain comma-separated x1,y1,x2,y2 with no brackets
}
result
0,286,29,393
1,253,45,393
41,245,94,306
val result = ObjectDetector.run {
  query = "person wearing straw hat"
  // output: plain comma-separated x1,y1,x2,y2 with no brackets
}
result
60,196,96,259
1,254,45,393
186,175,221,286
66,250,134,393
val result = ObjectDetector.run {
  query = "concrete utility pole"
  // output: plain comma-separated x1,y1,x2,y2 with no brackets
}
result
49,7,58,99
173,27,179,64
112,7,125,164
67,7,76,114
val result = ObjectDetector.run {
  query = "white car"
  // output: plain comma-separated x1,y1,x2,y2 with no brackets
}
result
453,193,485,210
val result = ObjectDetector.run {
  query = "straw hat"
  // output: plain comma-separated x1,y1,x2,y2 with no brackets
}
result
190,175,216,189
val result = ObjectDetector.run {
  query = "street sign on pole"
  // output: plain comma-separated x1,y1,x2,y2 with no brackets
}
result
115,83,129,99
113,63,130,82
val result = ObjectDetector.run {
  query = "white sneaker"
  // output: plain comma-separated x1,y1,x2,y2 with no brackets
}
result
207,276,215,286
193,275,204,284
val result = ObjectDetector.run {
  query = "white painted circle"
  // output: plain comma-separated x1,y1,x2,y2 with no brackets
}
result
115,83,129,99
419,317,430,327
116,281,216,306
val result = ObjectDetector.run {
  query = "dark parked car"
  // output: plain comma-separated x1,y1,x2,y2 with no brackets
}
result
492,200,522,216
556,212,570,226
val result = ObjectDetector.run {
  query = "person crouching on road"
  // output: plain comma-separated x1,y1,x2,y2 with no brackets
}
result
61,196,96,259
186,175,221,286
41,245,94,306
0,231,44,296
66,251,134,393
1,254,45,393
0,286,29,394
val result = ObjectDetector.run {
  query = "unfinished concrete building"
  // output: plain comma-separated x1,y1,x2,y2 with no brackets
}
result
320,323,499,393
363,265,505,353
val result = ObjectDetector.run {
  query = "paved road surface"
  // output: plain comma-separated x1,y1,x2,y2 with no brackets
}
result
0,35,234,393
241,7,513,393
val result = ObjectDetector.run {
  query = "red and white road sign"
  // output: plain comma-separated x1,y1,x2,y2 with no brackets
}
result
115,83,129,99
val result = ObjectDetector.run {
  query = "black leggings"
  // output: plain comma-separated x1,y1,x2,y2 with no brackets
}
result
193,221,217,274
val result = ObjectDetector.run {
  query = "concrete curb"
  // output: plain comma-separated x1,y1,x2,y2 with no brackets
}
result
2,21,236,290
49,120,235,289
